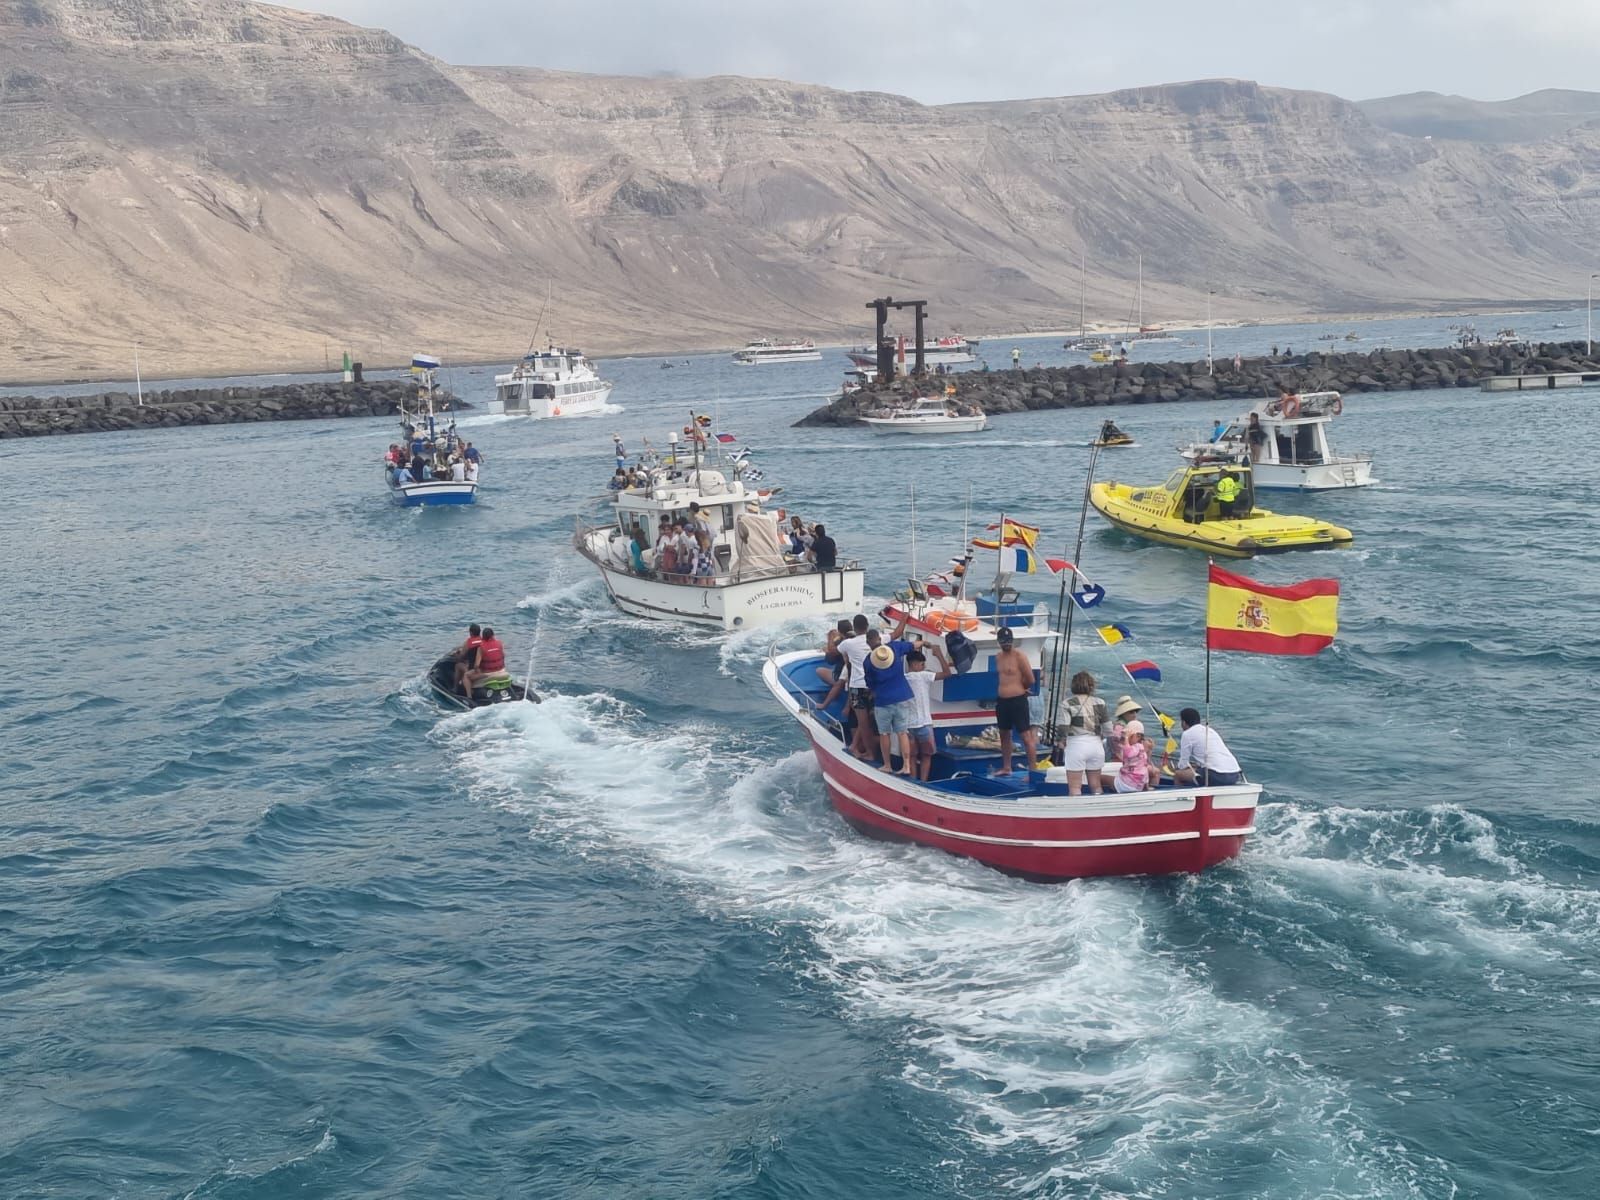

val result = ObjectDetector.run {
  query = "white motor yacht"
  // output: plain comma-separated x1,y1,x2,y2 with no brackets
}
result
491,346,613,418
1180,392,1374,490
860,395,988,435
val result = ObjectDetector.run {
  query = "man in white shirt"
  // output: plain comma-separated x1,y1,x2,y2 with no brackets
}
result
831,615,877,761
1172,707,1242,786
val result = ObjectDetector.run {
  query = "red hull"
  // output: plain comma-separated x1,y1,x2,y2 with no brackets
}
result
807,727,1256,880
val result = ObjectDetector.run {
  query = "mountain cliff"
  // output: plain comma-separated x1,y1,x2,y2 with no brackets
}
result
2,0,1597,380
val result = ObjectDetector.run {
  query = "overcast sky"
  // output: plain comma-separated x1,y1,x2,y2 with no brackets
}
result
299,0,1600,105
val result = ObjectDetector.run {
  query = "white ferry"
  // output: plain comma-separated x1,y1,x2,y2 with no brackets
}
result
846,335,979,369
490,346,613,418
574,424,864,629
1180,392,1374,490
732,338,822,365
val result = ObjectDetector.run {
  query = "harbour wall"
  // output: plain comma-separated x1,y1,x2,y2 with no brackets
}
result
0,380,466,439
794,340,1600,426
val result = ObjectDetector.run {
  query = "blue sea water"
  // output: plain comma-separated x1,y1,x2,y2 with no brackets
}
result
4,311,1599,1199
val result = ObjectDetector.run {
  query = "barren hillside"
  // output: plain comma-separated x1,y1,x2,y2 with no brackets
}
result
2,0,1596,381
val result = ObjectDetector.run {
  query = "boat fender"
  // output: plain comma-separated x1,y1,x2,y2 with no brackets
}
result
945,630,977,674
1329,394,1343,415
1280,394,1301,418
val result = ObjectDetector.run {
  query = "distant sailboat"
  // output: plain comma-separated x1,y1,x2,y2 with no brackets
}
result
1130,254,1179,343
1063,252,1109,353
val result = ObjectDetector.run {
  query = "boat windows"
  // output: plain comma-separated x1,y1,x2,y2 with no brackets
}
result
1162,469,1187,493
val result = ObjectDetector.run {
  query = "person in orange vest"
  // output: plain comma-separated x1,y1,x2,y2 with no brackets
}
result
465,626,508,695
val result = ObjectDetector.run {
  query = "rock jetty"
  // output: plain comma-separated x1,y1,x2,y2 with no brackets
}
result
0,380,466,439
795,341,1600,426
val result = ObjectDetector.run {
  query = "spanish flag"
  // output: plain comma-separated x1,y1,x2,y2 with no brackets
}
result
974,519,1041,550
1205,564,1339,655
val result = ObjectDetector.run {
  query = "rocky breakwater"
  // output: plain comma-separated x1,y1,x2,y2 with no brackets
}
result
0,380,467,439
795,340,1600,426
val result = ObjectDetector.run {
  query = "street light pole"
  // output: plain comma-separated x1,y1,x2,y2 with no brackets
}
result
1206,289,1215,376
1589,273,1597,357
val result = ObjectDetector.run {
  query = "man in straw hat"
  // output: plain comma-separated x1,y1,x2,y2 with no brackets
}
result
863,618,917,774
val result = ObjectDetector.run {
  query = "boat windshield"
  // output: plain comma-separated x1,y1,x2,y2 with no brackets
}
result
1162,469,1188,493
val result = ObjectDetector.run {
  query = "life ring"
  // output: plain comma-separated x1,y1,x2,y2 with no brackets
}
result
1330,394,1343,416
927,610,980,633
552,405,562,416
1280,394,1301,418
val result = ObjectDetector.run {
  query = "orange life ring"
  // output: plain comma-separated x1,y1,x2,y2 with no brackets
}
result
553,405,562,416
1280,394,1301,418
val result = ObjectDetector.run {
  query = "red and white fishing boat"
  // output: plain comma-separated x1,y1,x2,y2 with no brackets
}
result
762,582,1261,880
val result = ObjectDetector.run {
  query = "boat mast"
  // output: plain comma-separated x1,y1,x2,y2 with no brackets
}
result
1137,254,1143,329
1044,440,1105,744
1079,251,1087,340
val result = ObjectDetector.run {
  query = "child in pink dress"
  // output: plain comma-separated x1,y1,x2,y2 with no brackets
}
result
1116,732,1151,793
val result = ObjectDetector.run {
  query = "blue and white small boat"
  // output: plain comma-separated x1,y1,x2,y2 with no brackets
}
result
385,354,480,507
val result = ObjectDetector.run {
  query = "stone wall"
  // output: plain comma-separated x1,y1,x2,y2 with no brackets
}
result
795,340,1600,426
0,380,467,439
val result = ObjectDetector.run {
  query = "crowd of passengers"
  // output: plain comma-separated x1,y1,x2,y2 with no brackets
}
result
812,614,1242,793
385,429,481,485
613,499,839,585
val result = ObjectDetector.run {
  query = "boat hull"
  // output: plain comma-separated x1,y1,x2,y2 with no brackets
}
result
861,415,988,435
389,478,478,506
847,349,977,368
489,382,614,419
734,350,822,364
1090,483,1352,557
1250,458,1375,490
770,686,1258,880
578,533,864,629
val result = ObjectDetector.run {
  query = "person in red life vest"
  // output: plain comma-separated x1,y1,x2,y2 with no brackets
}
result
453,623,483,694
465,626,508,694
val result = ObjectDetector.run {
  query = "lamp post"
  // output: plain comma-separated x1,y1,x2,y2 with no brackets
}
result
1589,273,1598,357
1206,289,1215,376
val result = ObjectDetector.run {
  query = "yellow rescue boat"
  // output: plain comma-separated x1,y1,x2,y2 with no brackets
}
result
1090,463,1353,558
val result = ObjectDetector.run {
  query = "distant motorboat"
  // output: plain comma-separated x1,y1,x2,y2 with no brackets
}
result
860,394,988,435
846,335,978,369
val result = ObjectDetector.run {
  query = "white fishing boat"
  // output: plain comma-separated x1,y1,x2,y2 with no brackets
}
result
490,345,613,418
385,354,479,507
860,394,988,435
574,422,864,629
1180,391,1374,490
847,335,979,370
733,338,822,365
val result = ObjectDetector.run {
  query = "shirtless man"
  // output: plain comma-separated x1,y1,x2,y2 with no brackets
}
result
992,626,1038,775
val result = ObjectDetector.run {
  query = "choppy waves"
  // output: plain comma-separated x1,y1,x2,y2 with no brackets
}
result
439,695,1538,1196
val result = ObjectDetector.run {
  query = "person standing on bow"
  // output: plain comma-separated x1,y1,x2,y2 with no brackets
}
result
1056,670,1111,796
992,627,1038,776
863,616,917,775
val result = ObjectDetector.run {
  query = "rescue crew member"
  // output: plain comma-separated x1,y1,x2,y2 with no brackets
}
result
1215,471,1243,519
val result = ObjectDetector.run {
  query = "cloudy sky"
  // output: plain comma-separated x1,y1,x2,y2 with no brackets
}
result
301,0,1600,104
